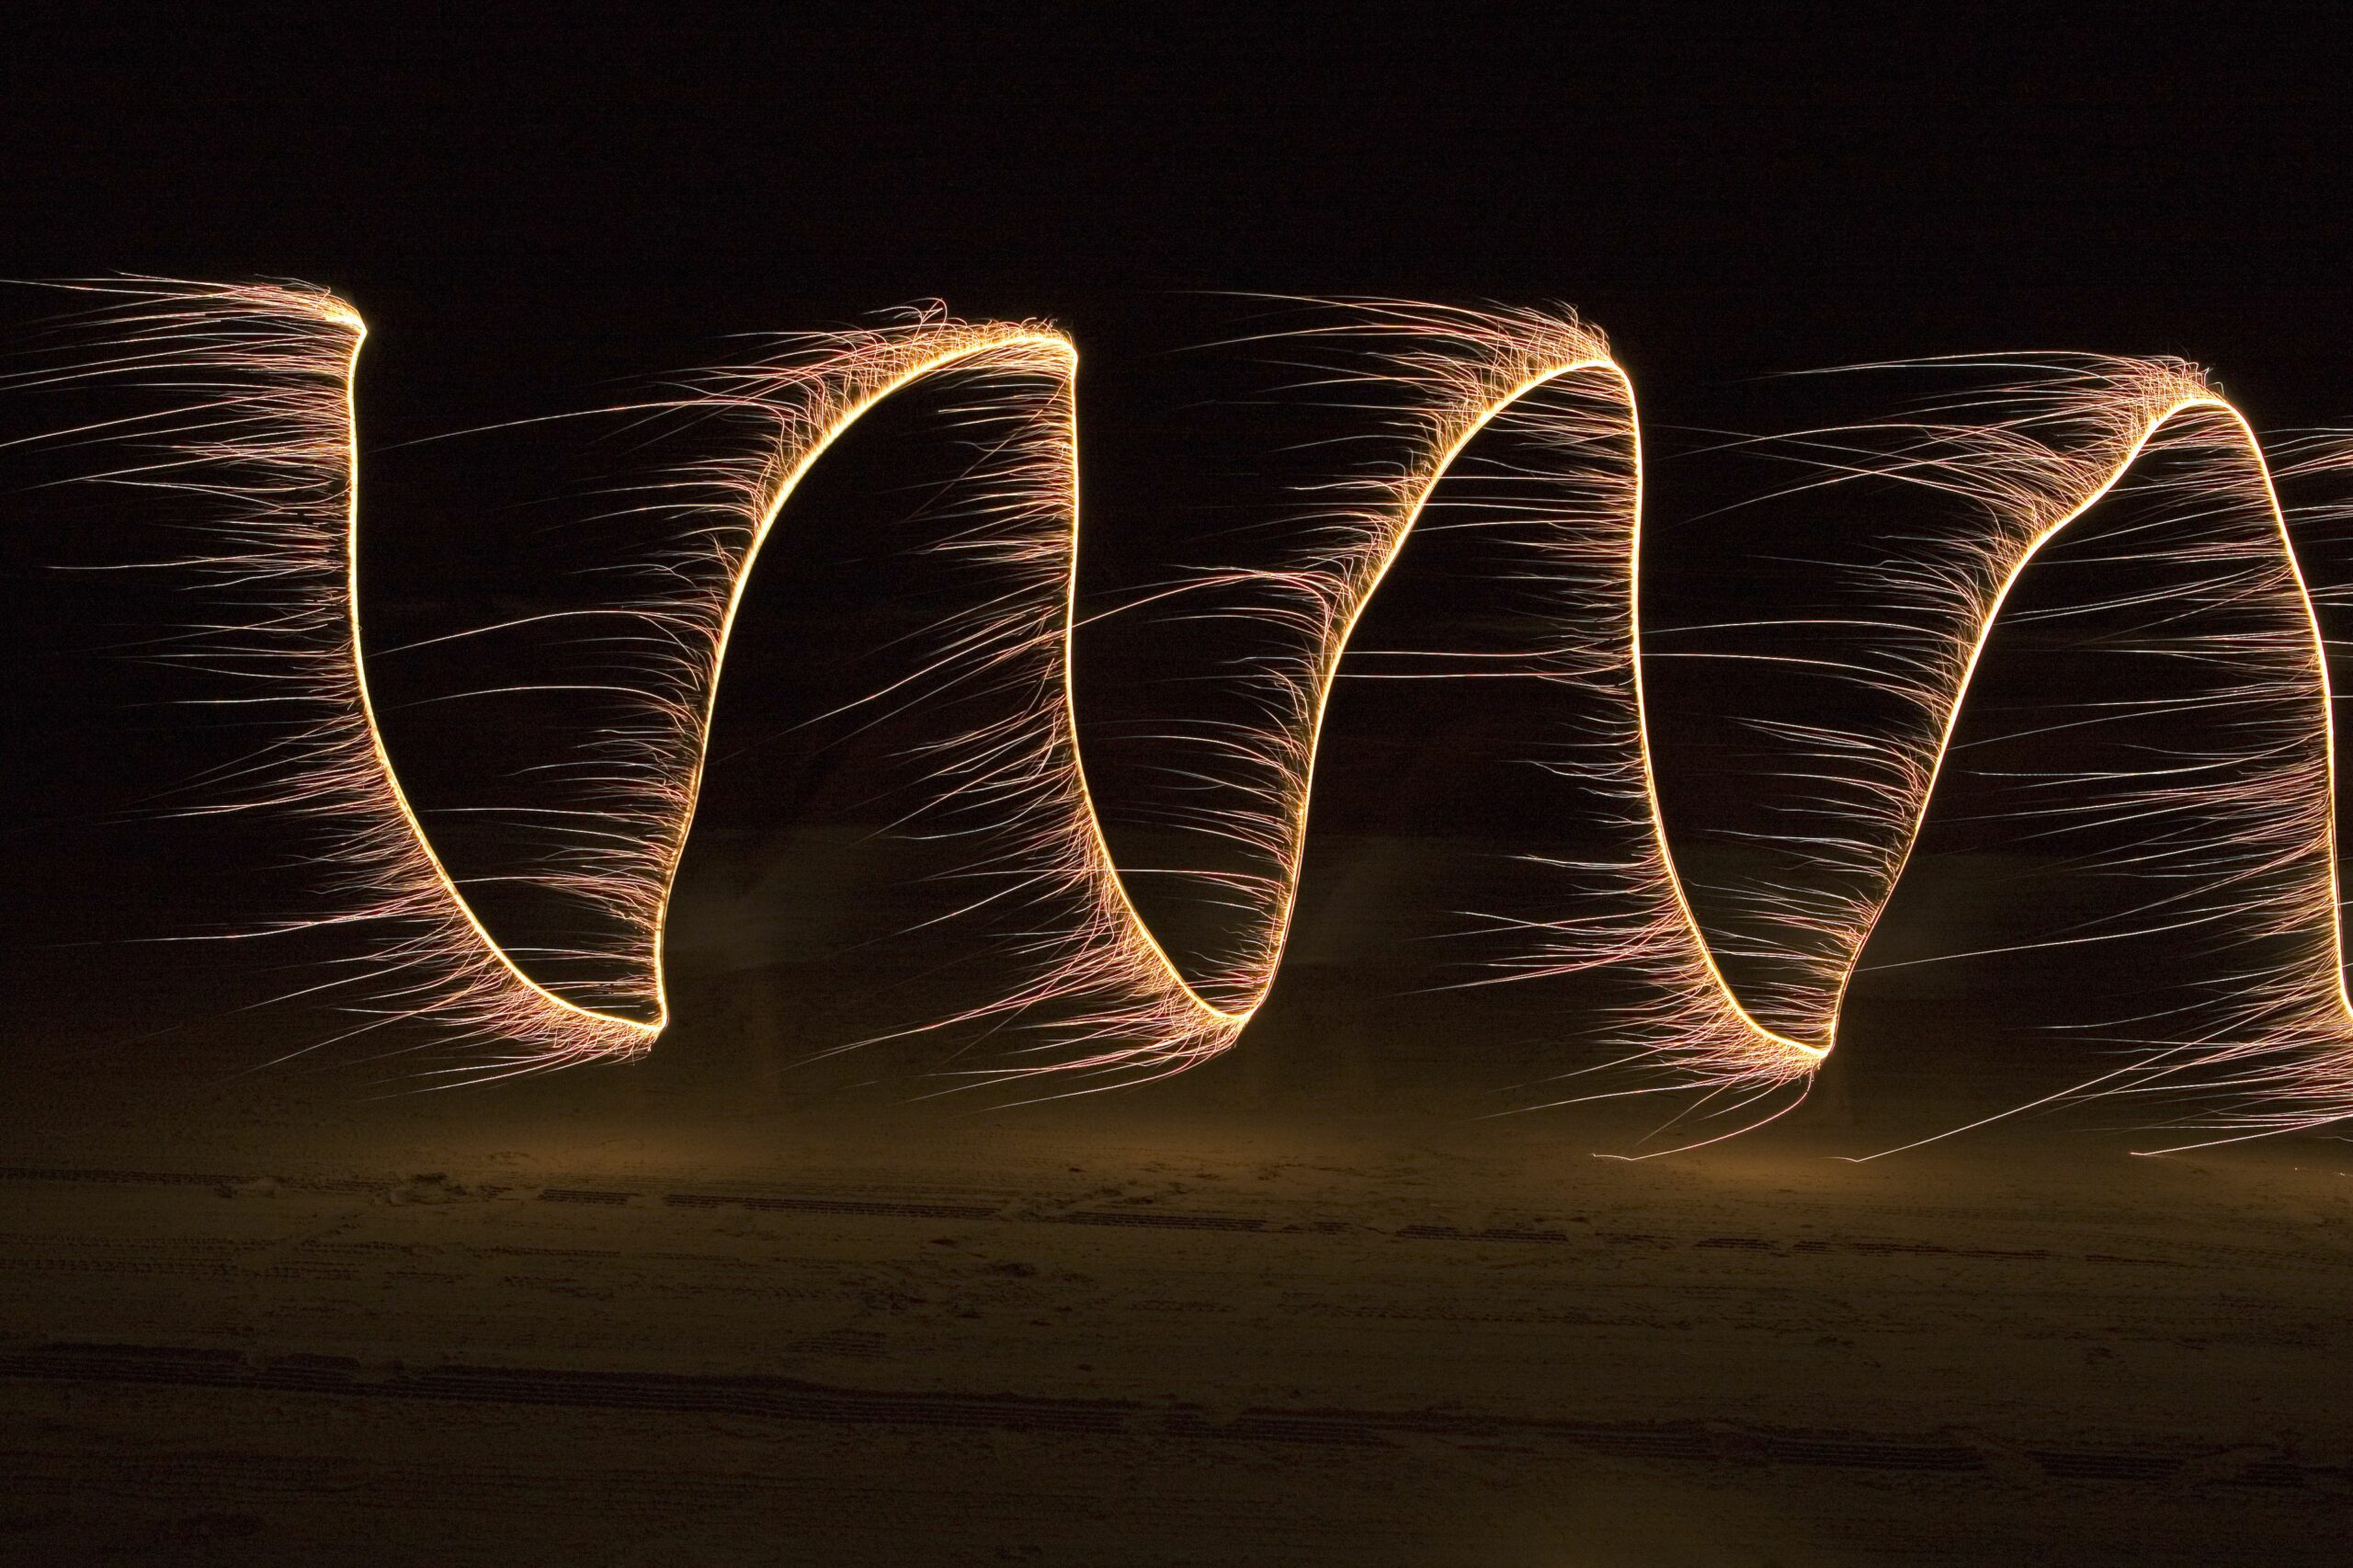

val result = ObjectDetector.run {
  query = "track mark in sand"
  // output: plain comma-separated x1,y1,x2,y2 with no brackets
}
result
538,1188,639,1207
2026,1449,2183,1483
3,1165,2345,1278
0,1340,2341,1492
1395,1223,1571,1243
666,1193,999,1221
0,1165,237,1188
1758,1434,1984,1471
1050,1210,1268,1233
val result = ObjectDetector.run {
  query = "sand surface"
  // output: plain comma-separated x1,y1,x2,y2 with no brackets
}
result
2,983,2348,1568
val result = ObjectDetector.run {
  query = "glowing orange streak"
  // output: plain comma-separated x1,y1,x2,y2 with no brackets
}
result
1045,350,1244,1031
1798,396,2347,1053
1247,361,1620,1029
334,321,1242,1051
337,313,658,1042
91,292,1816,1083
326,317,1690,1068
345,330,2345,1087
1619,363,1828,1067
66,281,2351,1137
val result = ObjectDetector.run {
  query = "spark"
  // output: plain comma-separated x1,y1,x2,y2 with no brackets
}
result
18,280,2353,1148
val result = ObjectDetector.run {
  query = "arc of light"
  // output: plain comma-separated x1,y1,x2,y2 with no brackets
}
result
335,312,659,1048
1820,394,2348,1051
1908,395,2351,1150
319,302,1809,1079
333,318,1247,1062
55,283,2353,1139
1492,359,2349,1129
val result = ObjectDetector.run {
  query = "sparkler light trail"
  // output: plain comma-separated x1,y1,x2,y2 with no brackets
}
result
21,279,2353,1144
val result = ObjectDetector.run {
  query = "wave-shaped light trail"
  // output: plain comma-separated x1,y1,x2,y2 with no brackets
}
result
36,281,2353,1146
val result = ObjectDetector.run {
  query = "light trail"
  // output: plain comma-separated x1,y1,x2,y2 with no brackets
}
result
23,280,2353,1145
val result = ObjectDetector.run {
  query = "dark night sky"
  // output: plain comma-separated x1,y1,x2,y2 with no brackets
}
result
5,9,2351,1051
6,12,2347,409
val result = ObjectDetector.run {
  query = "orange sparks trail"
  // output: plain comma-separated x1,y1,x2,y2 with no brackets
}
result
24,279,2353,1149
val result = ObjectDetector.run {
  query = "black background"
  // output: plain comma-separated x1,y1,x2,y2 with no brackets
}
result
5,7,2350,1084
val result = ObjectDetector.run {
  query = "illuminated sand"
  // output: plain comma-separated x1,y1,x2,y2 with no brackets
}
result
1,992,2347,1567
